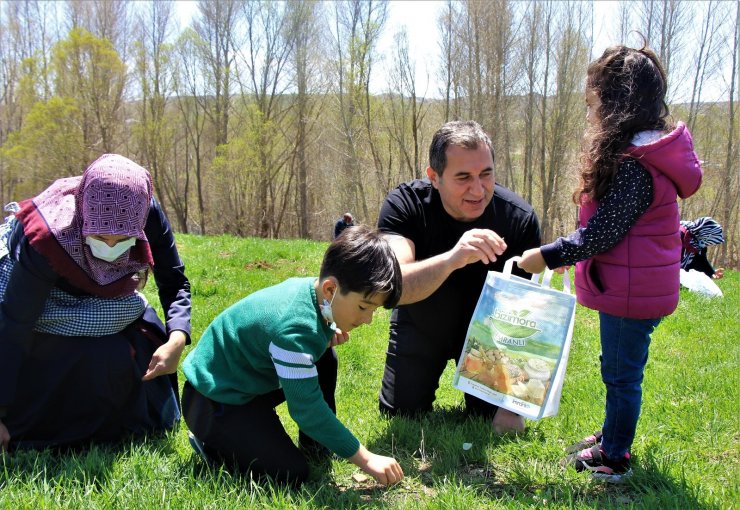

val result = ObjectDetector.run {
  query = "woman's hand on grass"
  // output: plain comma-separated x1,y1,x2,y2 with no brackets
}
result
142,330,187,381
349,444,404,486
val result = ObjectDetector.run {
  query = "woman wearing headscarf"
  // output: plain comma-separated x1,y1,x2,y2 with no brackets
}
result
680,217,726,279
0,154,191,451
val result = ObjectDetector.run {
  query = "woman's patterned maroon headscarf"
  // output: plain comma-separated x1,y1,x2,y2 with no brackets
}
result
16,154,155,297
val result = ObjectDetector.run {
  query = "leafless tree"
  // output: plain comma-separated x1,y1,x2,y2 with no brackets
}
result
173,28,209,235
0,1,60,202
0,0,737,263
713,0,739,268
0,2,24,202
52,27,126,155
286,0,328,239
233,0,296,238
133,1,191,232
615,1,632,44
486,0,521,189
537,1,554,232
65,0,132,66
193,0,239,147
438,1,459,123
521,0,543,205
637,0,689,101
539,2,589,241
332,0,387,222
387,28,429,184
686,0,724,133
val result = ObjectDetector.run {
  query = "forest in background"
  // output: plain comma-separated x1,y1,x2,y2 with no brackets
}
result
1,0,737,268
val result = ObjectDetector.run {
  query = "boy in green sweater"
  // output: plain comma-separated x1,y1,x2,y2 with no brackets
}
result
182,225,404,486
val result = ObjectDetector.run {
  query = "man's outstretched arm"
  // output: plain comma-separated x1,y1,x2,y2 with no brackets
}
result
385,229,507,306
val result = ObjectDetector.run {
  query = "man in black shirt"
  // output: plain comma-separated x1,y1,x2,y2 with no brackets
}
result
377,120,541,433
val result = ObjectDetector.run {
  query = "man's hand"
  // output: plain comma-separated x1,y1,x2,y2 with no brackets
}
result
0,419,10,452
385,230,507,306
448,229,507,270
713,268,725,279
142,330,187,381
517,248,547,274
349,444,404,486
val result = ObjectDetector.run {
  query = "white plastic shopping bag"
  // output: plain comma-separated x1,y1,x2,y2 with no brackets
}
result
453,257,576,420
679,268,723,298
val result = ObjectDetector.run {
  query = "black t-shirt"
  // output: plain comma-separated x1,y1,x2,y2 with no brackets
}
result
377,179,541,356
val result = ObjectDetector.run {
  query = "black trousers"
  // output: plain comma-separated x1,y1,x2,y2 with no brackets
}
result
379,322,498,419
182,347,337,486
5,317,179,451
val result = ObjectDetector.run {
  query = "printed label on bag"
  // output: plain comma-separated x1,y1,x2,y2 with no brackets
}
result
454,271,576,420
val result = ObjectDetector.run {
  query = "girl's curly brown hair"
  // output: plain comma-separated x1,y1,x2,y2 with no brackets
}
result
575,41,672,203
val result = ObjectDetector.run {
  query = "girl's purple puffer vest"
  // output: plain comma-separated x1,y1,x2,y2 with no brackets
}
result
575,122,703,319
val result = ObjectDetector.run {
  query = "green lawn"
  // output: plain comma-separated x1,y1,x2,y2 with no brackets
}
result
1,234,737,509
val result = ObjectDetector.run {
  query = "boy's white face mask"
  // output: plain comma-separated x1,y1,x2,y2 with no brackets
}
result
85,236,136,262
319,286,338,331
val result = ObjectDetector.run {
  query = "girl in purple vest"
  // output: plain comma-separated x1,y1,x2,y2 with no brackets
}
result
518,43,703,482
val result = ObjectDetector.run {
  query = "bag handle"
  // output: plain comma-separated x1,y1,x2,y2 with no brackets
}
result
503,256,571,294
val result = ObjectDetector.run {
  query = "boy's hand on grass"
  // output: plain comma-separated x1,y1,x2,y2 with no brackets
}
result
349,445,404,486
0,419,10,452
713,268,724,279
328,329,350,348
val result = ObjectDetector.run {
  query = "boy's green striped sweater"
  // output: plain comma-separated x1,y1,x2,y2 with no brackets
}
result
183,277,360,458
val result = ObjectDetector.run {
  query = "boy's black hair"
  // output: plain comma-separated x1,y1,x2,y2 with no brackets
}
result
319,225,402,309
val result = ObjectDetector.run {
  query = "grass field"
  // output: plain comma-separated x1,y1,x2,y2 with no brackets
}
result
1,234,738,509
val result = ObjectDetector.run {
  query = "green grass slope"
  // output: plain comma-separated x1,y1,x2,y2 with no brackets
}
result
1,234,737,509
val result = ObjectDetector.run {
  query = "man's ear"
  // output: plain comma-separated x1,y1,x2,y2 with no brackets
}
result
427,166,439,189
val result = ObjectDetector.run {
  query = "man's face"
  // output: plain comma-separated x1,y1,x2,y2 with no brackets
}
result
427,144,495,222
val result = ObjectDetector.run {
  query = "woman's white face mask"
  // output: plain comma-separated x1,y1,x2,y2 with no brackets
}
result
85,236,136,262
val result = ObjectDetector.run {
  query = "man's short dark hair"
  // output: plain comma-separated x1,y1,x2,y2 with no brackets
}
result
320,225,402,309
428,120,494,175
